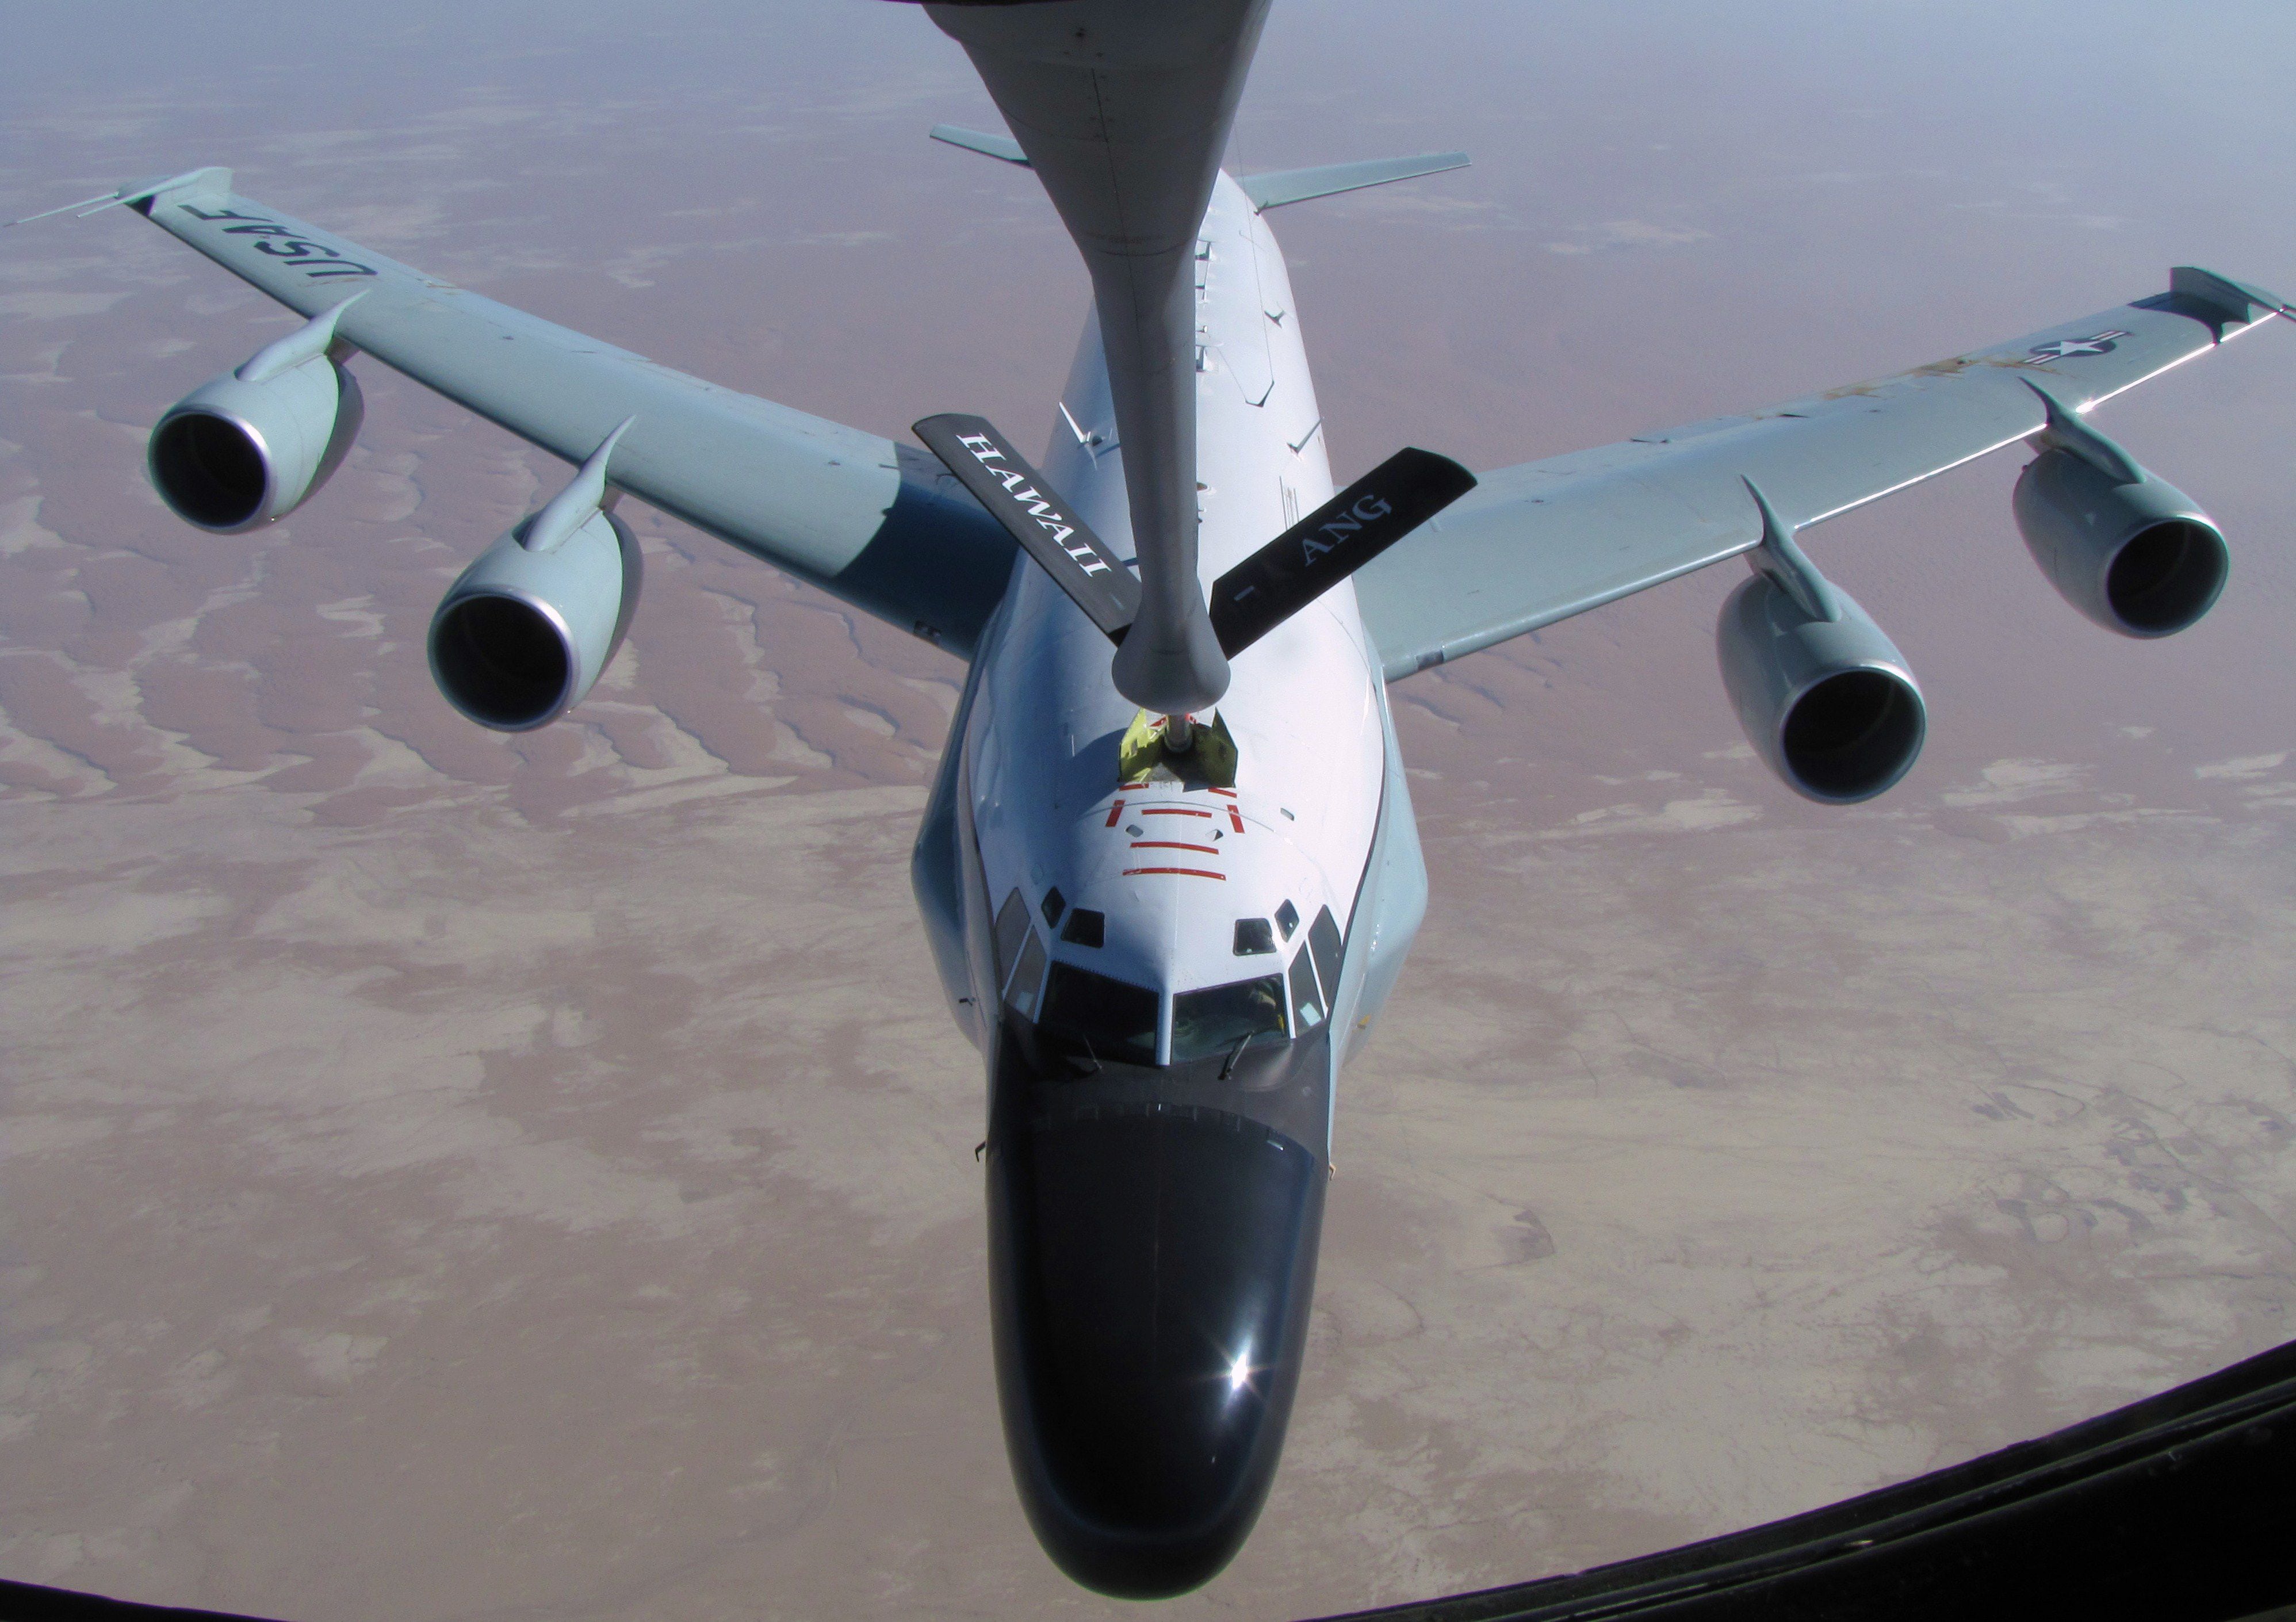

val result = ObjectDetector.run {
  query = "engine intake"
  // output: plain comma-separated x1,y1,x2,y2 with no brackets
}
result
1719,573,1926,805
2013,447,2227,638
148,299,365,533
428,424,642,731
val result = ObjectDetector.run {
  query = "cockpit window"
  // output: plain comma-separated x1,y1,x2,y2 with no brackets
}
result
1172,974,1287,1064
993,889,1030,986
1060,908,1105,947
1308,905,1345,1006
1233,917,1276,956
1275,899,1300,940
1289,947,1325,1031
1040,962,1159,1066
1040,886,1065,928
1006,928,1047,1019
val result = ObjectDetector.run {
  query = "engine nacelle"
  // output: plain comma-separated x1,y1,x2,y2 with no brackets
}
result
428,504,641,732
148,301,364,533
1718,572,1926,804
2013,447,2228,638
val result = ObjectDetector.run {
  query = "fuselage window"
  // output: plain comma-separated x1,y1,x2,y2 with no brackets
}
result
992,888,1030,988
1007,928,1048,1019
1172,974,1288,1065
1233,917,1276,956
1039,962,1159,1066
1060,907,1105,947
1275,898,1300,940
1308,905,1345,1008
1289,946,1325,1031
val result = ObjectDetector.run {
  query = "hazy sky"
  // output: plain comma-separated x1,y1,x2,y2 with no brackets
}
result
4,3,2295,1617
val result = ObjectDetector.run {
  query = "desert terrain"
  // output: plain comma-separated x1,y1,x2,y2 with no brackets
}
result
3,2,2294,1616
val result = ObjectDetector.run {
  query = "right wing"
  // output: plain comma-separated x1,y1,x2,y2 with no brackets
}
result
125,169,1015,656
1356,269,2289,680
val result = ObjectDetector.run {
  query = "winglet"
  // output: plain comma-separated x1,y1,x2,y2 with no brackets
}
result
929,125,1030,167
1234,152,1469,213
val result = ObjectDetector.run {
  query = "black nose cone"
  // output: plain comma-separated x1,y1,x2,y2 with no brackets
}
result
988,1102,1327,1598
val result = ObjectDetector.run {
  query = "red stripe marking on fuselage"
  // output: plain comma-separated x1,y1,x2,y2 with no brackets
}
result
1105,798,1126,828
1227,807,1245,833
1142,806,1213,817
1131,841,1218,855
1209,787,1237,798
1123,866,1226,880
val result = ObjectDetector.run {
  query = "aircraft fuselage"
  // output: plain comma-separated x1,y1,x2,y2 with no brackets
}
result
912,175,1428,1597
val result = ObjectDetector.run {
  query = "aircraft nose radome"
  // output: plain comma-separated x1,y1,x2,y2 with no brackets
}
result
988,1103,1327,1598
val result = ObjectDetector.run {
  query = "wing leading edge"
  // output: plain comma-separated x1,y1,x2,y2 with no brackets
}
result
124,169,1016,656
1357,272,2289,681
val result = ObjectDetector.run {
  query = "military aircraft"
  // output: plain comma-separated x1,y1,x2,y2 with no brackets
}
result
20,0,2289,1600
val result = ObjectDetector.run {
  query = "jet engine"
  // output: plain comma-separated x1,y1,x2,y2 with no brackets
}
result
2013,448,2228,638
148,299,364,533
1718,483,1926,804
427,424,642,731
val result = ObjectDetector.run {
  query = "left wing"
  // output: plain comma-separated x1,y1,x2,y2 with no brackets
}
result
117,169,1016,655
1356,269,2290,680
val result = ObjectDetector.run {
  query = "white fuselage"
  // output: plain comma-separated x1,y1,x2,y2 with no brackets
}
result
918,169,1433,1601
947,174,1426,1096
